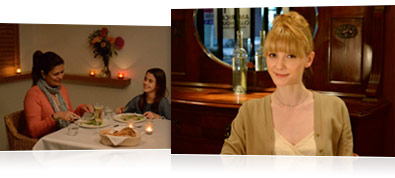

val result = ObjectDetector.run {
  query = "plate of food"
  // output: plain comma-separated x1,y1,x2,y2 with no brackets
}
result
113,113,147,123
78,118,110,128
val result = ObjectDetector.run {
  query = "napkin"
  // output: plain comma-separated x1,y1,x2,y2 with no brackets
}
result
105,127,129,146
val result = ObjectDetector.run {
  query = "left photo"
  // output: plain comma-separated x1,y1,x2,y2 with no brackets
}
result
0,24,171,150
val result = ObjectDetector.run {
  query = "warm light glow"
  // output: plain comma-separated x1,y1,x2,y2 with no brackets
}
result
89,70,95,77
146,127,152,132
16,68,21,74
117,72,124,79
145,126,153,134
145,121,153,135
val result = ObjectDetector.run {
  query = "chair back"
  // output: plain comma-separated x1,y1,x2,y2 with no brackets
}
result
4,110,38,150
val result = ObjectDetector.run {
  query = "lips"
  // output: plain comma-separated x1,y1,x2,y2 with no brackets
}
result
275,72,289,78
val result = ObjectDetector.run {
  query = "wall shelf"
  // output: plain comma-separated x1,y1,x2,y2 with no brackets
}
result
0,73,31,84
63,74,131,89
0,73,131,89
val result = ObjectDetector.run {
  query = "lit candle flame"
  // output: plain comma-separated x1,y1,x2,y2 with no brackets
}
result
89,70,95,77
16,68,21,74
117,72,124,79
146,127,152,132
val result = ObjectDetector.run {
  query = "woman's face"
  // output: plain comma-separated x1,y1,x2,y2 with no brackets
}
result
143,72,157,94
42,64,64,87
266,51,314,87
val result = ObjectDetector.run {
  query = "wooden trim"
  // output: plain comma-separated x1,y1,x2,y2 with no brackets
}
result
366,6,385,97
63,74,131,89
0,73,31,84
0,73,131,89
172,99,241,109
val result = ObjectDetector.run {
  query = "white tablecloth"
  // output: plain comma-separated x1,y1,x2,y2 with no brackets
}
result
33,118,170,150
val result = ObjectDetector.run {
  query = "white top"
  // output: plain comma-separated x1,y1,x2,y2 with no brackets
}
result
274,129,317,156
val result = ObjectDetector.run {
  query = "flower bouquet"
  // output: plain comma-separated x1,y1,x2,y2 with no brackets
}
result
89,27,124,77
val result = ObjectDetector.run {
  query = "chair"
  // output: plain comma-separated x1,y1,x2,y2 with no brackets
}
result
4,110,38,150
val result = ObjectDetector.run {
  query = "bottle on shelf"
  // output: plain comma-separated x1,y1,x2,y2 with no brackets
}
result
232,30,248,94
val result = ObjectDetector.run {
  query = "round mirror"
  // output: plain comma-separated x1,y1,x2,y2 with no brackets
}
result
194,7,319,69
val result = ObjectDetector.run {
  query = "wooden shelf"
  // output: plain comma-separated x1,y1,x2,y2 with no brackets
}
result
0,73,31,84
63,74,131,89
0,73,131,89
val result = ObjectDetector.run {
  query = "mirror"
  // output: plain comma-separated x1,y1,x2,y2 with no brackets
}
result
194,7,319,69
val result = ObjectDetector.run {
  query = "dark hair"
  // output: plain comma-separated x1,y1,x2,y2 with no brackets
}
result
138,68,167,113
32,50,64,86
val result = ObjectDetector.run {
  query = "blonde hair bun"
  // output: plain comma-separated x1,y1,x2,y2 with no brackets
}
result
264,11,314,58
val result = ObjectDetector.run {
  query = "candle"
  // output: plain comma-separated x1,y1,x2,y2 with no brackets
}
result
89,70,95,77
145,120,153,135
117,72,124,79
16,68,21,74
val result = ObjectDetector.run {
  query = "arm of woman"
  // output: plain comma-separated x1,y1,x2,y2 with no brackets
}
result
158,98,171,120
221,104,247,155
337,101,354,156
24,90,56,138
122,96,140,113
74,104,93,116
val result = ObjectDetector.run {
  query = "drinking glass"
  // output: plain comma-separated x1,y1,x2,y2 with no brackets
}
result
94,103,104,133
104,106,113,120
67,122,79,136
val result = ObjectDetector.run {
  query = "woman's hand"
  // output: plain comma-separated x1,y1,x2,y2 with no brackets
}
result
80,104,94,113
116,106,124,114
143,111,160,119
53,111,80,122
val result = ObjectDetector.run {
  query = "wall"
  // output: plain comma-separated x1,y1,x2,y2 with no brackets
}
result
0,24,170,150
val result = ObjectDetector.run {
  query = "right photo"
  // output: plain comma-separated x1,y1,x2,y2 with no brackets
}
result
171,6,395,156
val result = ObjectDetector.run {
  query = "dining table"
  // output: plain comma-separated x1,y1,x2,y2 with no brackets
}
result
33,115,171,150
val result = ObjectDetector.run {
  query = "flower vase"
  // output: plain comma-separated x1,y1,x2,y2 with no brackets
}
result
101,56,111,78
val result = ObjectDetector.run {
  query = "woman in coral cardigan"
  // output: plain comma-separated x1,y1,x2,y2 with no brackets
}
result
24,51,93,138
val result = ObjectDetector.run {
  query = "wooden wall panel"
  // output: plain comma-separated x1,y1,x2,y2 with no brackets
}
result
329,19,363,84
0,24,19,76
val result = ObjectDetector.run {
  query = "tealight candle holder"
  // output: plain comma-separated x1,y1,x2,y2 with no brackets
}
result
145,120,153,135
89,70,96,77
117,72,124,79
127,120,135,129
16,68,21,74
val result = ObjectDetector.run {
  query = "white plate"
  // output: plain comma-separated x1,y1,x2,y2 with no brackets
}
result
78,119,111,128
113,113,147,123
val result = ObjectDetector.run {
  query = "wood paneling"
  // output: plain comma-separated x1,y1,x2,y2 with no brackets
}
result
171,6,394,156
0,24,19,76
329,19,363,84
172,85,391,155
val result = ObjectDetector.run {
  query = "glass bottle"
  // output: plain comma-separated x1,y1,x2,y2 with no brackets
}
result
232,30,248,94
254,30,267,71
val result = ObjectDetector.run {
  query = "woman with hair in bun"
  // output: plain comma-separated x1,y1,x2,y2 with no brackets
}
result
24,50,93,138
221,11,353,156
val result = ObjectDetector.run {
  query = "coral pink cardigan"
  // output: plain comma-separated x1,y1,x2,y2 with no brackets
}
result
24,85,84,138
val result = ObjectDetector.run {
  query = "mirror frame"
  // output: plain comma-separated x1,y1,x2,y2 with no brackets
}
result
193,7,319,69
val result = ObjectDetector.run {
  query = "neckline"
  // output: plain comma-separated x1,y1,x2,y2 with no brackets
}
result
274,128,314,147
272,90,313,108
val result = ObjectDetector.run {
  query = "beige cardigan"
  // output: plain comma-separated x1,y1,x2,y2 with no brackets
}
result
221,91,354,156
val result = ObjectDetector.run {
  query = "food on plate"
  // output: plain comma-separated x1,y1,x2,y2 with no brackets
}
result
120,114,145,121
103,127,136,137
83,118,103,126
